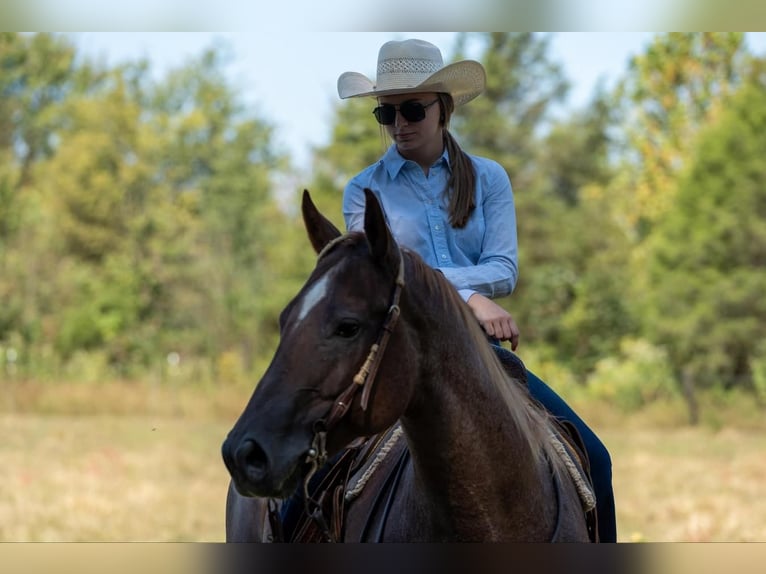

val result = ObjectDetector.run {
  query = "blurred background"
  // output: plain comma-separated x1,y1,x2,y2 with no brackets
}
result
1,32,765,542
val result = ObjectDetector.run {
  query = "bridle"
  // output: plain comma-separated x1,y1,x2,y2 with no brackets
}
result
299,235,406,538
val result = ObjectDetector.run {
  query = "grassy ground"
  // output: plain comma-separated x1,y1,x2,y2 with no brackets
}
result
607,425,766,541
0,379,241,542
1,381,764,542
0,413,230,541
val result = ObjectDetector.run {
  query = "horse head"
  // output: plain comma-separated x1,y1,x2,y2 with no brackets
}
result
222,189,415,498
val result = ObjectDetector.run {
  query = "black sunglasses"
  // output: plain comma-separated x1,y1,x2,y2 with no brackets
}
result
372,99,439,125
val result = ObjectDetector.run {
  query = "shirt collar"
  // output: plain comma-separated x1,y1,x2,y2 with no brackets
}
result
381,144,451,179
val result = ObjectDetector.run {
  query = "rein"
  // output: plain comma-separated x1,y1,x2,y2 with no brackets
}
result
299,235,406,541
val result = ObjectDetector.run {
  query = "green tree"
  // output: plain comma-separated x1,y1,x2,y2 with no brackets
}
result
307,96,388,227
0,33,78,188
542,93,637,373
150,49,291,368
615,32,746,237
453,32,569,193
0,33,83,371
643,64,766,417
4,37,294,379
535,91,616,206
34,63,201,369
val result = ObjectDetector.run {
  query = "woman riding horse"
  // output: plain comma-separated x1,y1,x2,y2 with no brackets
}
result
222,190,597,542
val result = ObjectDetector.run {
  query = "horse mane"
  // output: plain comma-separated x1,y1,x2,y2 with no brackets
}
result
402,248,568,478
317,232,567,478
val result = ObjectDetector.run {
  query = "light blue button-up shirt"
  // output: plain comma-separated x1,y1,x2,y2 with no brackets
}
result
343,144,518,302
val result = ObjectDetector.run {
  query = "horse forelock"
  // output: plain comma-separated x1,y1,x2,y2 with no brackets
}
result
316,232,365,264
403,251,567,477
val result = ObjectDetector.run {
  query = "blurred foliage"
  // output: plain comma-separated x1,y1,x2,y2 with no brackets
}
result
1,33,765,423
615,33,746,237
0,33,306,384
642,65,766,400
587,338,678,412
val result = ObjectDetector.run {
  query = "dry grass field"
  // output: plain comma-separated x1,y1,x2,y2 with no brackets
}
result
610,426,766,541
1,381,764,542
0,413,229,541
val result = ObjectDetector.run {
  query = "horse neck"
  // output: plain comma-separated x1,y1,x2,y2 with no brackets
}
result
395,264,556,539
400,339,546,487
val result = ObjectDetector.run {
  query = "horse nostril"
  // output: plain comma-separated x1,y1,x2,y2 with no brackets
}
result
236,438,269,481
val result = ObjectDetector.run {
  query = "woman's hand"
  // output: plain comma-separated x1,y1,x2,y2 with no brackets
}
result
466,293,520,351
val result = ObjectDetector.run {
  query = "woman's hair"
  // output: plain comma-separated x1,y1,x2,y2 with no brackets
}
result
438,93,476,229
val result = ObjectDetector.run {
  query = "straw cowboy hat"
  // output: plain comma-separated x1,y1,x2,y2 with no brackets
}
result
337,39,486,107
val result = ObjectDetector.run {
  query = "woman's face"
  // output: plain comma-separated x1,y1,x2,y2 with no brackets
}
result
376,92,442,155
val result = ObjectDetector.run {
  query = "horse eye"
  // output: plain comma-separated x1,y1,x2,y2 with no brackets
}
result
334,320,360,339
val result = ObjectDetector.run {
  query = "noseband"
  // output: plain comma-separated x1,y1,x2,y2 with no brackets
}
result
301,235,406,535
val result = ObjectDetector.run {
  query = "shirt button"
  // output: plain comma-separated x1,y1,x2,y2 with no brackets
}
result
434,225,440,230
441,254,447,260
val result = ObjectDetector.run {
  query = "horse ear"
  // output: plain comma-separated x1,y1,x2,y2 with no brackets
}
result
302,189,342,254
363,188,400,269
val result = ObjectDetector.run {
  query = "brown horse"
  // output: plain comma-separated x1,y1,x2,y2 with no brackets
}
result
221,189,594,542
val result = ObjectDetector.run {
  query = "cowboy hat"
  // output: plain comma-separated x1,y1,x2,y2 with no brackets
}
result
337,39,486,107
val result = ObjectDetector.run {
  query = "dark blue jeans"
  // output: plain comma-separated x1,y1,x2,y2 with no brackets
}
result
526,367,617,542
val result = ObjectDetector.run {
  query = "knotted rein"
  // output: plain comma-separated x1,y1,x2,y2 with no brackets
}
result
300,235,406,540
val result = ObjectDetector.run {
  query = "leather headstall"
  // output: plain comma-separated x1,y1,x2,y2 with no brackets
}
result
300,236,406,540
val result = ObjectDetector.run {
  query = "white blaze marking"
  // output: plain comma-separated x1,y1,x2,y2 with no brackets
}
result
296,268,336,325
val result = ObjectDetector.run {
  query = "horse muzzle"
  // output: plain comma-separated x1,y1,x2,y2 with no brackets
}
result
221,435,272,495
221,434,304,498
